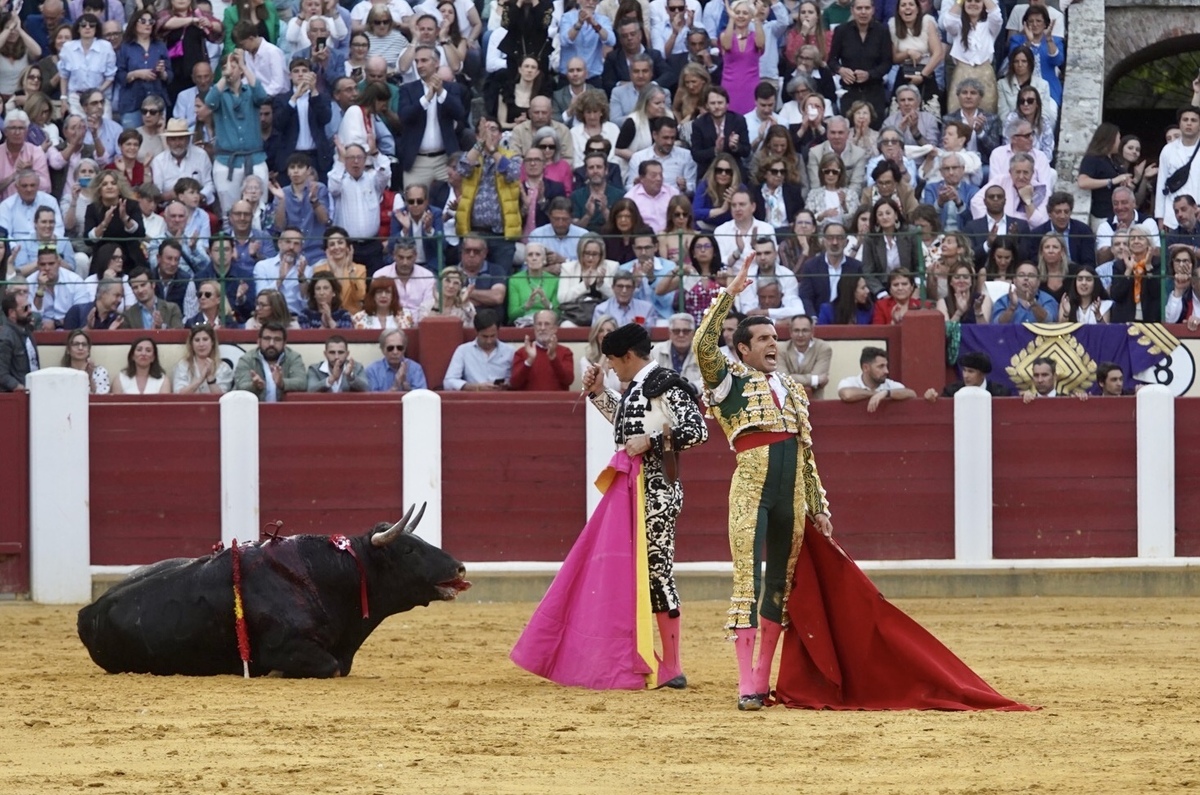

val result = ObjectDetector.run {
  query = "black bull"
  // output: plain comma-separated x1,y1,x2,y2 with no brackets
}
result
77,506,471,677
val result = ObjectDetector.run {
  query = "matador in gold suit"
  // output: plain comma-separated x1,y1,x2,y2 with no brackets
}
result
693,256,834,711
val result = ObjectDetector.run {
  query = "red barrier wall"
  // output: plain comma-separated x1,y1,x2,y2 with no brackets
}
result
1175,399,1200,556
259,395,406,535
0,393,29,593
441,393,587,560
90,396,222,565
809,399,957,559
992,398,1138,558
52,391,1155,577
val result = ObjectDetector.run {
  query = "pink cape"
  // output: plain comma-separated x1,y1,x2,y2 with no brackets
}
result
510,452,654,690
775,524,1036,711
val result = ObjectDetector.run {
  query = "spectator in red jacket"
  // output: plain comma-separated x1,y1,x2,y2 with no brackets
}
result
511,309,574,390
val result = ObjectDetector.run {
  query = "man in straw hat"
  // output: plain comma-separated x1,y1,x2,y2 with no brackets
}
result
150,119,215,206
582,322,708,688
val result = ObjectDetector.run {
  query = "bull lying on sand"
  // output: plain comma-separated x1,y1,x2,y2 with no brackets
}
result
78,505,471,677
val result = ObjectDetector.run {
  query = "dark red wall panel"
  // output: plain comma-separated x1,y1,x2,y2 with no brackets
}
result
1175,399,1200,556
89,397,222,565
993,398,1137,558
441,393,587,560
0,394,29,593
808,401,957,559
674,419,737,562
259,396,405,536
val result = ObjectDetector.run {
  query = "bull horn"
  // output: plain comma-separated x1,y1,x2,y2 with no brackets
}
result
371,504,416,547
403,502,427,534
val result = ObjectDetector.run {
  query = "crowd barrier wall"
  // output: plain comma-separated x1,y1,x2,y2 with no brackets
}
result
0,394,30,593
13,316,1200,601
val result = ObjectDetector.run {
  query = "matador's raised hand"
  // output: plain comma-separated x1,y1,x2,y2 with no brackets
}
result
726,250,756,297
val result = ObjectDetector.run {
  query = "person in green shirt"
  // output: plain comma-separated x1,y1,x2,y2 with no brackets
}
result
507,243,560,325
823,0,852,27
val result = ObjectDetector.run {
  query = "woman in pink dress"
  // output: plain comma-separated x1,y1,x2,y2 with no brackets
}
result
719,0,764,115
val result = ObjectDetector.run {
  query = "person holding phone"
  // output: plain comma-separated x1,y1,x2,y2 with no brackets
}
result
443,309,516,391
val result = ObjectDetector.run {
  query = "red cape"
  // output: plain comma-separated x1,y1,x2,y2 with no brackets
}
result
775,524,1035,711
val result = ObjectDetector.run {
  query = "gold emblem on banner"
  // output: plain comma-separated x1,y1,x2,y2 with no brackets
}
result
1006,323,1096,393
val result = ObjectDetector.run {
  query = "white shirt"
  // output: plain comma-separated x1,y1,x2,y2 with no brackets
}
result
1156,137,1200,228
27,267,89,322
1095,215,1161,254
714,218,777,265
151,145,216,205
1165,290,1200,324
824,255,846,300
328,158,391,238
351,0,415,26
626,144,697,192
0,191,64,242
291,92,315,151
417,82,448,153
837,373,906,393
254,253,309,314
244,40,289,97
941,6,1003,66
172,85,200,127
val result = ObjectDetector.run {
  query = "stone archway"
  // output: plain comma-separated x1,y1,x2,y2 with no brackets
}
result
1105,0,1200,90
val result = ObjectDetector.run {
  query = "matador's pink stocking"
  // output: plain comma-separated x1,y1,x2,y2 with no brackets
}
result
656,612,684,686
734,627,757,695
753,618,783,696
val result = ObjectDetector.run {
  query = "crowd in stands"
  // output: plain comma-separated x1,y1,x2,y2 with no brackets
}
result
0,0,1195,399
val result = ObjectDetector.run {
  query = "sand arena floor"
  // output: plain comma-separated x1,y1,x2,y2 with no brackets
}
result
2,597,1199,794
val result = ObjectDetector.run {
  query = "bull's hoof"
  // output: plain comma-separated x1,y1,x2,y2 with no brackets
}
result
737,694,763,711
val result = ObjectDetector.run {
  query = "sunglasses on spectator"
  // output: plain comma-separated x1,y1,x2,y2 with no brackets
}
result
1019,97,1037,105
142,107,161,114
668,4,685,9
539,143,557,150
78,20,96,27
880,138,902,145
385,344,406,351
372,17,390,23
407,197,425,204
821,168,841,175
714,167,732,174
586,147,607,154
768,168,786,175
199,291,217,298
673,210,690,217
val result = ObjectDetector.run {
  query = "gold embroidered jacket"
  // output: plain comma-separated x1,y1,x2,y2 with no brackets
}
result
694,289,830,516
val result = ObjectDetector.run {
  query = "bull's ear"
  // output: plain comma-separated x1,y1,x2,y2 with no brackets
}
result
371,504,416,547
403,502,427,534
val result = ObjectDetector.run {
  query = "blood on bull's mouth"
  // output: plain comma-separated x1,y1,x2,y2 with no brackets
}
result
436,577,472,600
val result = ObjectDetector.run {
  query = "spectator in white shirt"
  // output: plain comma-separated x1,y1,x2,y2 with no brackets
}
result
233,20,289,97
328,141,390,271
626,116,696,193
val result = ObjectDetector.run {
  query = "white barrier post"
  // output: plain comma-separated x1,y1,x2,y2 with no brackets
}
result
220,391,259,549
28,368,91,604
585,398,614,518
402,390,442,547
954,387,993,563
1137,385,1174,558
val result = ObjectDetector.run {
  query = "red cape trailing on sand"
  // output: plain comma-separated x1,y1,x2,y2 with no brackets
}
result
511,456,1034,708
510,452,656,690
774,523,1035,712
